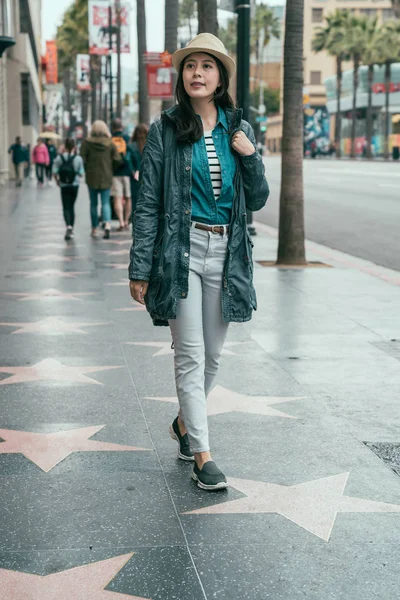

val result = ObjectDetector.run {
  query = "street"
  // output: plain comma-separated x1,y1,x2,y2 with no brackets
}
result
259,157,400,272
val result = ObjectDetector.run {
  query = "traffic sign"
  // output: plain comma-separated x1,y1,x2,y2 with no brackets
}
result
256,116,268,123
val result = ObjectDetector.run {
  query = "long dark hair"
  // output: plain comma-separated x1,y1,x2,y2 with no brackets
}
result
175,53,235,144
131,123,149,154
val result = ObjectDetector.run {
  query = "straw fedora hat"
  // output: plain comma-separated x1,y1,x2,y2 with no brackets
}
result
172,33,236,79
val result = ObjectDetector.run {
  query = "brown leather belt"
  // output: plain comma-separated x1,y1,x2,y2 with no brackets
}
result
193,223,229,235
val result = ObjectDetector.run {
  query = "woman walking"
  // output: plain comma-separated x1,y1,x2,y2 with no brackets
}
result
32,138,50,186
129,34,269,491
53,138,84,240
127,124,148,224
80,120,121,239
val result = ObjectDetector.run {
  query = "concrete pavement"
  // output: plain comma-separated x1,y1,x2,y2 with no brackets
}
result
0,181,400,599
259,156,400,272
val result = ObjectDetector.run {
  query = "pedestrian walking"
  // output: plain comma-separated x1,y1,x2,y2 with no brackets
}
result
127,124,148,225
129,34,269,491
32,138,50,186
8,136,28,187
111,118,133,231
53,138,84,240
46,140,58,182
80,120,121,239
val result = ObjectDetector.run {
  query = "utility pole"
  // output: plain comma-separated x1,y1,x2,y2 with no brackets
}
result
108,4,114,122
235,0,255,235
115,0,122,118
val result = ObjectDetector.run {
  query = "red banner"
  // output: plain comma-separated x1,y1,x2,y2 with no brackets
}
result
145,52,173,98
45,41,58,85
372,82,400,94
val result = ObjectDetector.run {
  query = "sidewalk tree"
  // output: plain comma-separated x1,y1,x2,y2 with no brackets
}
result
362,17,380,159
197,0,218,35
137,0,150,124
179,0,197,39
277,0,306,265
251,3,280,95
312,10,350,158
375,20,400,159
163,0,180,110
343,15,370,158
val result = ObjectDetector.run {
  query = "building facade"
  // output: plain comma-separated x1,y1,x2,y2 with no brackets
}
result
266,0,395,154
0,0,42,184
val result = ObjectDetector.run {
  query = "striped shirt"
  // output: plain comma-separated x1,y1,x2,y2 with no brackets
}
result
204,131,222,199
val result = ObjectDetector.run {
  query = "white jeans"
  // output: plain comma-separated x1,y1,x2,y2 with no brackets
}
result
169,224,229,453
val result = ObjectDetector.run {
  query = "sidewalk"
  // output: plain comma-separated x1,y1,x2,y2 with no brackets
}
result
1,181,400,599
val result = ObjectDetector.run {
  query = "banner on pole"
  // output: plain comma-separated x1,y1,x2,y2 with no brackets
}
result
144,52,173,99
45,41,58,85
76,54,91,91
88,0,130,55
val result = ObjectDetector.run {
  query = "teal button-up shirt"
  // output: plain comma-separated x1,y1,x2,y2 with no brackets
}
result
191,106,237,225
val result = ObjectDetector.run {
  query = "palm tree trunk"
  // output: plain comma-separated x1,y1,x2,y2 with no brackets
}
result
277,0,306,265
350,58,359,158
163,0,179,111
137,0,150,124
366,64,374,160
335,57,342,159
384,61,391,160
197,0,218,35
90,55,99,123
391,0,400,18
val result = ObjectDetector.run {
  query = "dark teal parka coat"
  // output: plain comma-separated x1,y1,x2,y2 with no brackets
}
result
128,105,270,326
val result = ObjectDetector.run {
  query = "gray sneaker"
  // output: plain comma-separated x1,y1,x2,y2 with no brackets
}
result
192,461,228,491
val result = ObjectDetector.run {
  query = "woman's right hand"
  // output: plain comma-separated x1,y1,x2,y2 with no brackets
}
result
129,280,149,305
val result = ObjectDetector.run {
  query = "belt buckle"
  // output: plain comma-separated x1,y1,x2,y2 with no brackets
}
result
212,225,222,234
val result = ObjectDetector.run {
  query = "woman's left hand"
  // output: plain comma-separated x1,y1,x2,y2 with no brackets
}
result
231,131,255,157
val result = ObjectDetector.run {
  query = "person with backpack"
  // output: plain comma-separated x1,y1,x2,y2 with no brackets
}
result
46,139,58,182
129,34,269,490
111,118,133,231
8,136,28,187
53,138,84,240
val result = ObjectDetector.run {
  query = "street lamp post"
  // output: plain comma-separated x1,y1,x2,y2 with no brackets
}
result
235,0,256,235
115,0,122,119
108,4,113,122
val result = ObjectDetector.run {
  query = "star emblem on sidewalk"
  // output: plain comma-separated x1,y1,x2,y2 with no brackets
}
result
100,249,129,256
0,317,109,335
25,254,74,262
0,358,122,386
106,279,128,287
145,385,304,418
183,472,400,542
126,342,247,357
104,263,128,270
14,270,89,279
0,425,151,471
107,240,132,246
3,289,95,301
114,306,146,312
0,553,149,598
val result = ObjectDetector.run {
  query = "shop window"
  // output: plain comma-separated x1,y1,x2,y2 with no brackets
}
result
360,8,377,17
312,8,323,22
382,8,394,21
310,71,322,85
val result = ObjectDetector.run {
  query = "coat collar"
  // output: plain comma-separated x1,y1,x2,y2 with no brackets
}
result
163,104,242,133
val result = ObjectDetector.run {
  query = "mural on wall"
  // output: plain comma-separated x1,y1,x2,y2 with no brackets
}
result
303,106,332,157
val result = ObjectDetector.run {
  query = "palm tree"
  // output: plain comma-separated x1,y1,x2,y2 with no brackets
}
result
219,17,237,56
137,0,149,124
362,18,380,159
197,0,218,35
312,10,350,158
375,20,400,159
180,0,196,39
163,0,180,110
344,15,370,158
277,0,306,265
251,3,280,91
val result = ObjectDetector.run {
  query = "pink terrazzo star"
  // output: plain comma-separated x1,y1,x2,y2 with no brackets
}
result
0,358,122,385
104,263,129,270
0,317,108,335
106,240,132,246
3,289,95,301
0,425,151,471
14,270,89,279
100,249,129,256
25,254,74,262
24,243,84,249
0,553,150,599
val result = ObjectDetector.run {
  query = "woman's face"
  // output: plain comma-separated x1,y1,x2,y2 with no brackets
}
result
182,52,221,101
